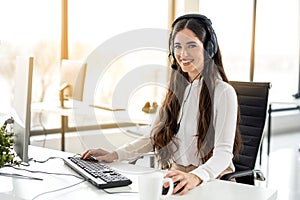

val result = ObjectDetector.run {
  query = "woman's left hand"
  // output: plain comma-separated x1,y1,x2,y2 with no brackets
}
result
164,170,203,195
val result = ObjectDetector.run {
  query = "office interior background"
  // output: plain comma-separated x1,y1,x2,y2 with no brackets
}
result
0,0,299,200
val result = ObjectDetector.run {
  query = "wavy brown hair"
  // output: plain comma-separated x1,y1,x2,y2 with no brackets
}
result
151,17,241,169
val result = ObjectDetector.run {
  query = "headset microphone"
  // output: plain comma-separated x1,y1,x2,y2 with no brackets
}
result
174,72,201,135
171,63,178,70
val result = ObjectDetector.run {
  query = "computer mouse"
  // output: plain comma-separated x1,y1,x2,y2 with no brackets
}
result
162,181,183,195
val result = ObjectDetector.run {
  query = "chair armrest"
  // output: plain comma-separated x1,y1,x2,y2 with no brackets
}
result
220,169,265,181
59,83,70,108
128,152,155,167
220,170,254,181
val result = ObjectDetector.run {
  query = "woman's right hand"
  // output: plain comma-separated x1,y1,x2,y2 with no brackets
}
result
81,148,118,163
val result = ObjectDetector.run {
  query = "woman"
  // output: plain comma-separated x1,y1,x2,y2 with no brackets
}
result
82,13,241,195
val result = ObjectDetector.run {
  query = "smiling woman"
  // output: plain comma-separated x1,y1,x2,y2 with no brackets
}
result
81,13,242,196
0,0,299,142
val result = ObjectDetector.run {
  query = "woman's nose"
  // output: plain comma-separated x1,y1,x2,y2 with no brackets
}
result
180,47,189,57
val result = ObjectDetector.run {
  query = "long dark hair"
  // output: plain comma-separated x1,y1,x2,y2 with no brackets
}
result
151,16,241,169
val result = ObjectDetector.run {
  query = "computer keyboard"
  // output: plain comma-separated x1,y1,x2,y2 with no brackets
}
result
65,156,132,189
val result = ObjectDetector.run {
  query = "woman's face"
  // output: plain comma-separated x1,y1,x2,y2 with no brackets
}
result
173,28,204,81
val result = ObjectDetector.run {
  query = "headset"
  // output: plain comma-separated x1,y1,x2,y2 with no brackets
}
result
171,13,218,70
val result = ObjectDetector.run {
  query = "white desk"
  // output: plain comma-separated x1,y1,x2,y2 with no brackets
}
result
0,146,277,200
266,98,300,157
31,100,153,151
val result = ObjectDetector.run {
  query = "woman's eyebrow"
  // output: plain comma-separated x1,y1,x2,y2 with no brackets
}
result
186,41,197,45
174,41,198,45
174,41,197,45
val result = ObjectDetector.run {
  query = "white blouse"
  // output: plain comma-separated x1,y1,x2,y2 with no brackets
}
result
116,78,238,182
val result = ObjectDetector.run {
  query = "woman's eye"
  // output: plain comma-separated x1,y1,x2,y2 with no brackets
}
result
188,44,197,48
174,45,181,49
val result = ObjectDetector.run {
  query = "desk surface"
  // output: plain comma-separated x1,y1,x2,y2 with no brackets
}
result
270,98,300,106
31,100,154,127
0,146,277,200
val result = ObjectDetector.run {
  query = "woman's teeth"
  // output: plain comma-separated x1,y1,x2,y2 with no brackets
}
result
182,59,193,64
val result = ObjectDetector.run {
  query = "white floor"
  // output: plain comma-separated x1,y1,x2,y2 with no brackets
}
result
258,132,300,200
30,129,300,200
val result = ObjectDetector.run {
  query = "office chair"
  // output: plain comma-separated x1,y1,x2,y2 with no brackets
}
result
130,81,271,185
221,81,271,185
59,59,87,108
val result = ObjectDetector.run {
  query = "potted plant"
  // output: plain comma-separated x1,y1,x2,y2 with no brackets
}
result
0,117,20,168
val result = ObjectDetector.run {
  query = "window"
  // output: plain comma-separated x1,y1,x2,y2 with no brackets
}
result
199,0,299,101
0,0,61,114
1,0,298,119
199,0,253,82
255,0,298,100
68,0,169,111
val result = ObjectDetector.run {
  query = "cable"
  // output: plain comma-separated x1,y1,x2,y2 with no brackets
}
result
32,154,81,164
33,156,64,163
176,72,201,134
37,109,47,148
32,156,139,195
30,108,47,148
4,157,84,180
31,179,87,200
102,188,138,194
5,164,84,179
6,156,139,197
0,172,43,181
4,156,88,200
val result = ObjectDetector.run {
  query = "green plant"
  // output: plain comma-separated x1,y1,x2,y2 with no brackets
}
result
0,118,20,168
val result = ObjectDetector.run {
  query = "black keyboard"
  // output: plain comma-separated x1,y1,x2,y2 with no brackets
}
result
65,157,132,189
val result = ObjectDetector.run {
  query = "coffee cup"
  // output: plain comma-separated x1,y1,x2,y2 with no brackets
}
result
138,172,173,200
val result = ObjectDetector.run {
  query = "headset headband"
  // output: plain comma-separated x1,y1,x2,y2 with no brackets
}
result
172,13,212,27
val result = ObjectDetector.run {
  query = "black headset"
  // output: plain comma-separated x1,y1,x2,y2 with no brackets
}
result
171,14,218,70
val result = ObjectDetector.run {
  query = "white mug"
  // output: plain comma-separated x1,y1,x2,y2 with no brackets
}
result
138,172,174,200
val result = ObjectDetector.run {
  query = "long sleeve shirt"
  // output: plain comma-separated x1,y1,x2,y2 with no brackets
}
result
115,78,238,182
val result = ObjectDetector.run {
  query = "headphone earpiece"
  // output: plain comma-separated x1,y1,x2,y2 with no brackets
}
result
204,26,218,59
205,39,216,59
